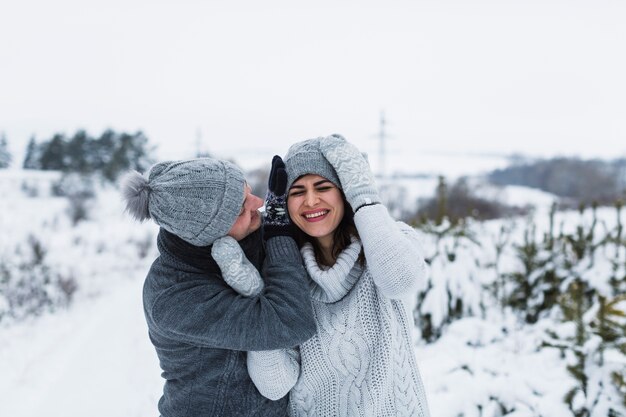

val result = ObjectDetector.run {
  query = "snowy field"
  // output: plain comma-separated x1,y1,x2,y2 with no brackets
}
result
1,169,624,417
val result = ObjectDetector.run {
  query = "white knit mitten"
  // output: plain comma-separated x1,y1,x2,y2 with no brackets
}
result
248,348,300,401
319,134,381,211
211,236,264,296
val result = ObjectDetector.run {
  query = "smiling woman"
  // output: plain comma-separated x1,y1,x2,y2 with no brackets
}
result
287,175,345,264
245,135,431,417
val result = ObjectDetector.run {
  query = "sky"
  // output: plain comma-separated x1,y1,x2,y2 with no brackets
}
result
1,0,625,173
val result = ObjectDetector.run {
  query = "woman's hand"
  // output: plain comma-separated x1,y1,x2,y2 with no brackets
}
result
319,134,381,212
263,155,291,239
212,236,265,296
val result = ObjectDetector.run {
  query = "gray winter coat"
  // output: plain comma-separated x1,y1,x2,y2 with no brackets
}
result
143,228,316,417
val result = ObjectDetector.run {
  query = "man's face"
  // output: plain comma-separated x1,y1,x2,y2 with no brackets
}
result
227,183,264,241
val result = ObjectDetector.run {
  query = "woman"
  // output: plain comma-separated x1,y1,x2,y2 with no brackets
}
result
219,135,430,417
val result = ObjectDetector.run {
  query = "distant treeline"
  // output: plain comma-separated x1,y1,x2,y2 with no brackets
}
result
489,157,626,205
412,176,527,225
23,129,155,181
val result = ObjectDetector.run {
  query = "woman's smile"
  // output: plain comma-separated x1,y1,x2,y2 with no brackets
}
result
302,209,331,222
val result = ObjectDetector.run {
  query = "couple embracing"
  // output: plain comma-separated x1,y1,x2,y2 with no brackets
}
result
121,134,430,417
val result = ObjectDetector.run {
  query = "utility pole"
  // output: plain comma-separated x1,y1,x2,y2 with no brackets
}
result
376,110,388,180
195,127,210,158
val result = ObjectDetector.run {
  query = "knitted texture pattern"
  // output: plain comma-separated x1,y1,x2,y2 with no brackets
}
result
144,158,245,246
264,191,289,228
247,204,430,417
301,237,362,303
283,137,342,191
319,134,381,210
212,236,264,297
248,348,301,401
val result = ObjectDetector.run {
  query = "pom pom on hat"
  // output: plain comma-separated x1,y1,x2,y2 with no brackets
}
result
120,170,151,221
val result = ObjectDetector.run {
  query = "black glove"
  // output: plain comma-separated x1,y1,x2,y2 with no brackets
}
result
263,155,291,240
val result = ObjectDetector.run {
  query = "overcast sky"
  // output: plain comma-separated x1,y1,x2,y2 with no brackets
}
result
1,0,625,171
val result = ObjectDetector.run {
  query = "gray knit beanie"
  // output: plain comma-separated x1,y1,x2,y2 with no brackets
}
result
284,137,342,191
120,158,246,246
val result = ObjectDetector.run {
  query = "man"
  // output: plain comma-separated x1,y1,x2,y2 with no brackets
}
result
121,157,315,417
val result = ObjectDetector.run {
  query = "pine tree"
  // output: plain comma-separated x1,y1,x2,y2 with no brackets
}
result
66,130,91,174
0,133,11,169
608,200,626,296
93,130,116,172
504,209,564,323
613,371,626,411
39,134,68,170
435,175,447,225
102,131,154,181
546,285,626,417
559,278,593,417
488,222,513,311
23,136,41,169
541,203,626,416
413,216,482,341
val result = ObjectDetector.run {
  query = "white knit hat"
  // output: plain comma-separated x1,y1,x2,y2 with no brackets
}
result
283,137,342,191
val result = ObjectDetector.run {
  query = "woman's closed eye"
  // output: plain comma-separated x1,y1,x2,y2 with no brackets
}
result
289,186,333,197
316,186,333,192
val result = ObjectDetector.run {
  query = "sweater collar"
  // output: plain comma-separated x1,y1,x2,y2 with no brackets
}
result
301,237,363,303
157,227,263,274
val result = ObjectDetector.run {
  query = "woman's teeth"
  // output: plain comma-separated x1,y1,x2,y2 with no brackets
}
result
304,210,329,219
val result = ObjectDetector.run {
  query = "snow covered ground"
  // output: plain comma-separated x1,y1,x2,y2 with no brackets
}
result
420,315,574,417
1,169,624,417
0,277,162,417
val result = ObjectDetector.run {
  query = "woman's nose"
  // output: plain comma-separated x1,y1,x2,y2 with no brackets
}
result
304,191,319,207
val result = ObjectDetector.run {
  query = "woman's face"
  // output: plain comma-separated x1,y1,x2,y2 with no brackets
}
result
287,174,344,245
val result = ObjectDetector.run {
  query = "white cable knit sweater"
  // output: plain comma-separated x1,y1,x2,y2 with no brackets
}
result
245,204,431,417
